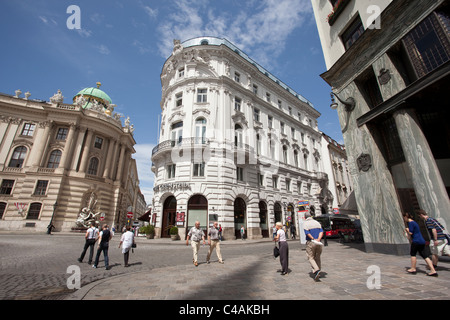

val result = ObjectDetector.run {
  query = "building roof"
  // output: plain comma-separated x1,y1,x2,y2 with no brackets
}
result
73,82,112,109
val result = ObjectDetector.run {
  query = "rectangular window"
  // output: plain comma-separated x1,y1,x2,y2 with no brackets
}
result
254,108,260,122
234,72,240,83
94,137,103,149
278,100,282,109
258,174,264,187
280,122,285,134
34,180,49,196
268,116,273,129
167,164,176,179
291,128,296,139
297,181,302,194
197,89,207,103
288,106,292,116
21,123,35,136
402,11,450,78
253,84,258,95
266,92,271,102
178,68,184,78
56,128,69,140
342,16,365,50
237,167,244,182
272,176,278,189
0,179,14,195
234,97,242,111
193,162,205,177
286,178,291,192
176,92,183,107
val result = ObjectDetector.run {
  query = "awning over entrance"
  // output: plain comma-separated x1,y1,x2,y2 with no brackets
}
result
138,209,151,222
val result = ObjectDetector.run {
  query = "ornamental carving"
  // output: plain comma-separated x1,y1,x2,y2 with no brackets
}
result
357,153,372,172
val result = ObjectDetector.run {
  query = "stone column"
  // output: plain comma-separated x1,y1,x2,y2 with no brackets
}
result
30,121,51,168
103,138,116,179
394,108,450,229
71,127,87,171
59,124,77,170
79,129,94,173
115,144,126,182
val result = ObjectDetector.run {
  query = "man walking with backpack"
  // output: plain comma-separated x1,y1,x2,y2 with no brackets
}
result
93,224,112,270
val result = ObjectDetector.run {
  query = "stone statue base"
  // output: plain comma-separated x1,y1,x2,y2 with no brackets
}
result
71,227,87,233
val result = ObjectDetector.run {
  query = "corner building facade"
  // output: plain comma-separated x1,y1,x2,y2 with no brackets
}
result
152,37,331,240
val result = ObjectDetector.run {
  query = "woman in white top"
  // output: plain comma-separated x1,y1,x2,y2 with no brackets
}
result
119,226,135,267
274,222,289,275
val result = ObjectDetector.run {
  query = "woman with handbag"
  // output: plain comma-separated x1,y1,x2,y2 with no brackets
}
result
119,225,135,267
274,222,289,275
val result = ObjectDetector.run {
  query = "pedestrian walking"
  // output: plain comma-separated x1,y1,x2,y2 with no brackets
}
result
304,213,324,281
93,224,112,270
403,212,438,276
272,225,277,239
77,222,98,264
186,221,205,266
418,210,450,269
274,222,289,275
119,225,135,267
240,225,245,240
218,224,223,241
207,221,224,264
290,224,296,240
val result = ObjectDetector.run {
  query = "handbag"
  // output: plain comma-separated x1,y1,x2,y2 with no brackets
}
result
131,243,136,248
273,245,280,258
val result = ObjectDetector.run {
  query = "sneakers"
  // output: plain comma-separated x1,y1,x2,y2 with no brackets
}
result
314,270,321,281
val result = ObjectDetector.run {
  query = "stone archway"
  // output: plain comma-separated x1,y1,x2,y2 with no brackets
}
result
162,196,176,238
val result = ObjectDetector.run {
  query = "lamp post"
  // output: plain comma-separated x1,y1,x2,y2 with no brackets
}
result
47,201,58,235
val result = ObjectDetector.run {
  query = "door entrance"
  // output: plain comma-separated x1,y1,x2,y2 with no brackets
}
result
162,196,177,238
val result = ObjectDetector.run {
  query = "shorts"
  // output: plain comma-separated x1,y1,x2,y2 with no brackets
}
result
429,239,450,256
410,242,431,259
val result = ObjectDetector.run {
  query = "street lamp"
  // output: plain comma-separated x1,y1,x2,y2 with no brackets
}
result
47,201,58,235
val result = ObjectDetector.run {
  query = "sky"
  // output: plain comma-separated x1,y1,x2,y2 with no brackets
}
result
0,0,342,205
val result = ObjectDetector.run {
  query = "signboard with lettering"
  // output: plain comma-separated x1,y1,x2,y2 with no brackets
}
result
298,200,309,206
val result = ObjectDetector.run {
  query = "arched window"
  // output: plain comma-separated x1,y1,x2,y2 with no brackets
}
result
9,146,27,168
294,150,299,167
235,124,243,148
88,157,99,175
27,202,42,220
171,121,183,146
195,118,207,144
256,134,261,156
47,150,62,168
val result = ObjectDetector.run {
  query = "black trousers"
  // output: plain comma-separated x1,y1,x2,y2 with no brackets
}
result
279,241,289,273
79,239,96,263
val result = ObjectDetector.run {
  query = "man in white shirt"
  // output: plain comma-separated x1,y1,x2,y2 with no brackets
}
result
186,221,205,266
78,222,99,264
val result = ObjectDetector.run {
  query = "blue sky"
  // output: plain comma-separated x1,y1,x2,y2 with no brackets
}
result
0,0,342,204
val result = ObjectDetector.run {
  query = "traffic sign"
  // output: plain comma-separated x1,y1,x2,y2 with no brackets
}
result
127,212,133,218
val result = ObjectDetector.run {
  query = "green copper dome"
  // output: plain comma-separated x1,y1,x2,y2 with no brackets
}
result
73,82,112,109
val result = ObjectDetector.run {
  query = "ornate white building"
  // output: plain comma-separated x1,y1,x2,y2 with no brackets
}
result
151,37,333,240
0,84,145,232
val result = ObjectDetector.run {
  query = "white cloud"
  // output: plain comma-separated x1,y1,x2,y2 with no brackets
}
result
77,28,93,38
156,0,313,67
143,6,158,19
96,44,111,55
134,143,156,203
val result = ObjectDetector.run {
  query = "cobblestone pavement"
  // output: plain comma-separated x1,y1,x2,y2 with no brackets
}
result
1,233,449,300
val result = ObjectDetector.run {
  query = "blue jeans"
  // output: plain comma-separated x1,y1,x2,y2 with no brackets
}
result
94,244,109,268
